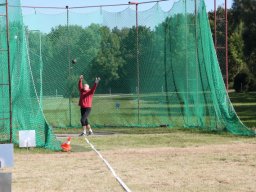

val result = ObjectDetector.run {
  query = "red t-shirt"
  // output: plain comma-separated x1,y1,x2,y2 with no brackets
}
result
78,79,97,108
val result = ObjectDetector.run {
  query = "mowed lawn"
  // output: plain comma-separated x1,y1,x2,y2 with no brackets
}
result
43,92,256,129
229,92,256,128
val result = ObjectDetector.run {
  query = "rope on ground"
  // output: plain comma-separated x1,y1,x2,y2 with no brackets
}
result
85,137,132,192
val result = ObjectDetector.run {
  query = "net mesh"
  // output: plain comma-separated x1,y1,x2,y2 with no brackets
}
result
0,0,61,150
0,0,254,149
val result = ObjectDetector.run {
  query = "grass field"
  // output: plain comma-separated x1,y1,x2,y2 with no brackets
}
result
43,92,256,129
229,92,256,128
2,92,256,192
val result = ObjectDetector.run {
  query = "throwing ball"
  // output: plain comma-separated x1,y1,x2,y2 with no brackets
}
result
72,59,77,64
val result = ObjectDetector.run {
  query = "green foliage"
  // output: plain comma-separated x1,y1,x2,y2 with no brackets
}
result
232,0,256,56
64,74,80,98
229,22,246,80
248,50,256,82
233,69,254,92
208,1,256,86
90,26,125,91
32,24,159,94
248,77,256,91
75,24,102,76
232,0,256,83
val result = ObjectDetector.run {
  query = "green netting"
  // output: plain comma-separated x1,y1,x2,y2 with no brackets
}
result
0,0,254,149
0,9,9,142
0,0,61,150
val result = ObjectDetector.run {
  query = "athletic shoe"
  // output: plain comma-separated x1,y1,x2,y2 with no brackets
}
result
87,130,93,136
79,132,86,136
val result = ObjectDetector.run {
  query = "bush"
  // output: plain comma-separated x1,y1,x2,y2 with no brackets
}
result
233,70,255,92
248,77,256,91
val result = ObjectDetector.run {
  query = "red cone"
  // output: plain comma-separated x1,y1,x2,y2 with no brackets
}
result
61,137,71,152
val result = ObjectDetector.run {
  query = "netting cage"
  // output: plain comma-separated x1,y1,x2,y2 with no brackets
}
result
0,0,254,149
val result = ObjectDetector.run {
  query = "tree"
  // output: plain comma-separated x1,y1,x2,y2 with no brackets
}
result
74,24,102,77
43,25,87,97
208,1,256,90
232,0,256,90
229,22,247,80
233,69,253,92
119,26,154,93
90,26,125,92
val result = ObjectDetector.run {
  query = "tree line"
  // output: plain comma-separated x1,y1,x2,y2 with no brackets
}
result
28,24,160,97
209,0,256,92
27,0,256,98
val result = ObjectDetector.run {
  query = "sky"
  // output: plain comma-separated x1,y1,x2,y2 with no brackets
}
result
20,0,233,14
19,0,233,33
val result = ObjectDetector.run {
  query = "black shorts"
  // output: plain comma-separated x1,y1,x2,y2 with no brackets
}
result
80,107,91,126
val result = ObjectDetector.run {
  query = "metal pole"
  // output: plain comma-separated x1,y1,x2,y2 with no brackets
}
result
39,32,43,107
129,1,140,124
6,0,12,143
13,0,171,10
66,5,72,127
225,0,228,90
136,3,140,124
185,0,188,123
195,0,199,125
164,23,171,118
214,0,217,48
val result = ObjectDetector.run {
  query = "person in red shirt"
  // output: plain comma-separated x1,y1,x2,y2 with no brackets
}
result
78,75,100,136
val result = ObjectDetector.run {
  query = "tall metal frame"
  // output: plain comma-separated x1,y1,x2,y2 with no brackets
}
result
4,0,12,143
66,5,72,127
214,0,228,90
4,0,228,130
129,1,140,123
7,0,170,128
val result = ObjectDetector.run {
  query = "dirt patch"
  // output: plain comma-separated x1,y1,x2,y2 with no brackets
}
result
10,143,256,192
101,143,256,192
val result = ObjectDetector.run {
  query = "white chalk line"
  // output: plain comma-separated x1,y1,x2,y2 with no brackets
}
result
85,137,132,192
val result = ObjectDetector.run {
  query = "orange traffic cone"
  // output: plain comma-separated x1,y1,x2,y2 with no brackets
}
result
61,137,71,152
